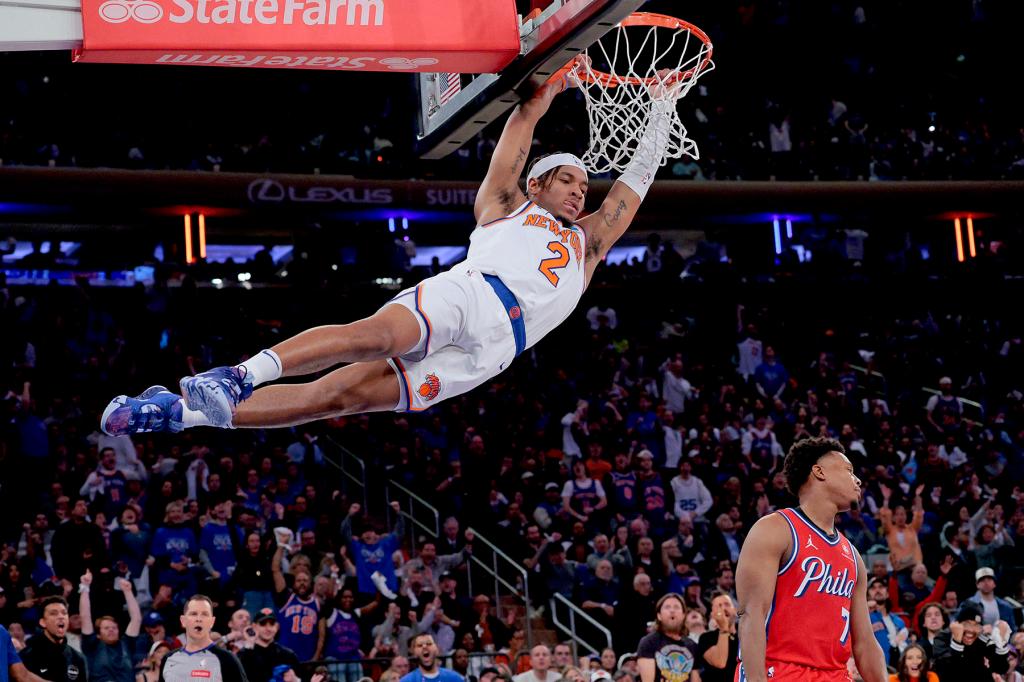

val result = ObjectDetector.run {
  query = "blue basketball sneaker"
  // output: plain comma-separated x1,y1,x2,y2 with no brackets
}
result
100,386,184,436
179,366,253,428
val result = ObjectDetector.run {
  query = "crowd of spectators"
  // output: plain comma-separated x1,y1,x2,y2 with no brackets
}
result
2,229,1024,682
2,1,1024,181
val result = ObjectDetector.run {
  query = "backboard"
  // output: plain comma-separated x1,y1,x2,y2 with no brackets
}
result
416,0,646,160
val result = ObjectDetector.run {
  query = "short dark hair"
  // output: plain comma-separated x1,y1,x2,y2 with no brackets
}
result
39,596,69,613
782,437,846,496
411,632,435,648
183,594,214,614
707,590,734,605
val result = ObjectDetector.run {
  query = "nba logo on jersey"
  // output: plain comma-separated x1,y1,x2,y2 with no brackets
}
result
767,667,774,678
418,373,441,401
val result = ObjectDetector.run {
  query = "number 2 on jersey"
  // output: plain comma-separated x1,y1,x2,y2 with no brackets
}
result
539,241,571,286
839,606,850,645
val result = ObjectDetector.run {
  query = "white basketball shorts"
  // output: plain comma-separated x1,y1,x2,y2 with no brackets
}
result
383,265,518,412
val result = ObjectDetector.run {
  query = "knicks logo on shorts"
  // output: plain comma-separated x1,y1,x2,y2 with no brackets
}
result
509,306,522,320
418,373,441,401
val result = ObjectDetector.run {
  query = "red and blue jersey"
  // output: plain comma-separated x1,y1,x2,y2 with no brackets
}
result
761,508,858,671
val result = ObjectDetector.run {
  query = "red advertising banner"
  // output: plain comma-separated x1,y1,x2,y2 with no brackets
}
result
74,0,521,73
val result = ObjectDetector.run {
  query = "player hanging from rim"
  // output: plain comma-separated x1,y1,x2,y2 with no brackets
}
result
733,437,887,682
100,70,681,435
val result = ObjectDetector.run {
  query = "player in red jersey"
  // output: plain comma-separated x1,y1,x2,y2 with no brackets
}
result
734,437,887,682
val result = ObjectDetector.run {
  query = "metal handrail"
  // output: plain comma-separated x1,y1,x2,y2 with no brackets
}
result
549,592,613,658
920,387,984,425
465,528,528,581
386,479,440,539
321,436,368,510
920,386,983,409
848,363,885,379
466,527,532,649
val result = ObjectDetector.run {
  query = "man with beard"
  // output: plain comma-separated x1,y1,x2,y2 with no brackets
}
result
79,570,141,682
271,544,320,664
19,597,87,682
637,593,700,682
159,595,247,682
400,633,463,682
696,592,737,682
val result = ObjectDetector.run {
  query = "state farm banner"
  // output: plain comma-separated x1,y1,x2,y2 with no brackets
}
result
74,0,521,72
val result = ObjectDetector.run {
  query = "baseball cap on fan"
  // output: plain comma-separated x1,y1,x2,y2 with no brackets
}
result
976,567,996,583
256,607,278,624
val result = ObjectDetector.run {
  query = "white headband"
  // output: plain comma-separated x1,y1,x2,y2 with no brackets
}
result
527,153,588,182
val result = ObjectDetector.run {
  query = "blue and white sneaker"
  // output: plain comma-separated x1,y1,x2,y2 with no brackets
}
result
179,366,253,428
100,386,184,436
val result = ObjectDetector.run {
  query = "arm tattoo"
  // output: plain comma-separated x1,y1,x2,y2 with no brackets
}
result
602,200,628,227
510,146,528,174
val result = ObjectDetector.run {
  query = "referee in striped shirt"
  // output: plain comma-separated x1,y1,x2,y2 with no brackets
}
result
159,595,248,682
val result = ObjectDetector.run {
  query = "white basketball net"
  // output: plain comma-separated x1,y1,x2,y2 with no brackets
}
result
572,16,715,174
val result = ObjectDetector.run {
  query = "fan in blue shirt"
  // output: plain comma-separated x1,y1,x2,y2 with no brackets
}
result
400,633,465,682
199,501,241,584
341,502,405,595
1,624,31,682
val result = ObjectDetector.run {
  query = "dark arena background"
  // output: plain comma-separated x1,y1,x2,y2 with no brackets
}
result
2,1,1024,681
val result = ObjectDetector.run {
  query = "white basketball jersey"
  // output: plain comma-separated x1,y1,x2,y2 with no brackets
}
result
453,200,587,349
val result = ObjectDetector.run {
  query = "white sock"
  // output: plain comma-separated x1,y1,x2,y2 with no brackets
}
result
237,349,282,387
182,404,214,428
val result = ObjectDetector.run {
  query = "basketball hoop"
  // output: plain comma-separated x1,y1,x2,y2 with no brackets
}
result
555,12,714,174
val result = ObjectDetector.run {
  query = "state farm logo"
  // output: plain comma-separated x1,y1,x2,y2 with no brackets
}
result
247,178,393,205
154,54,437,70
97,0,384,26
98,0,163,23
378,57,437,70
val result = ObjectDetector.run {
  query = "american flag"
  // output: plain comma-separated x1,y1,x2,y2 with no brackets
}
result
437,72,461,106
